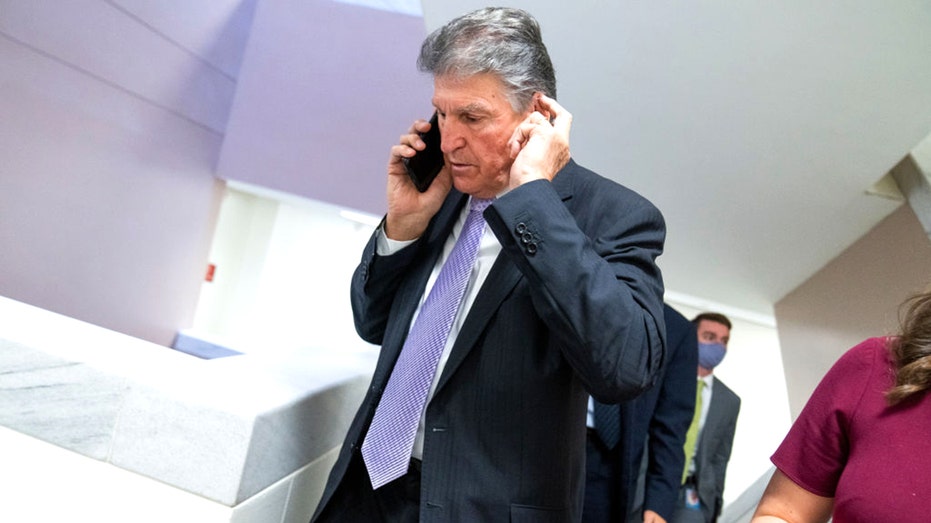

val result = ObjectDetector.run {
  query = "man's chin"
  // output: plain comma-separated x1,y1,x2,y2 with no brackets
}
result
450,178,474,197
455,184,505,200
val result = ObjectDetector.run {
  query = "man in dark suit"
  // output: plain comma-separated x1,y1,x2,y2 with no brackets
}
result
310,7,666,523
672,313,740,523
584,304,698,523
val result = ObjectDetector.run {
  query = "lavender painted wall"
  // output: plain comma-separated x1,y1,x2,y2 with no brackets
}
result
0,0,254,345
0,0,430,345
217,0,433,216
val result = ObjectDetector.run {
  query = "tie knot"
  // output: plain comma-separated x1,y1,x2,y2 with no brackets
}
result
470,197,494,213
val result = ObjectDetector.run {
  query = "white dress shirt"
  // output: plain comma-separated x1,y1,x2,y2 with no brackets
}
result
697,374,715,435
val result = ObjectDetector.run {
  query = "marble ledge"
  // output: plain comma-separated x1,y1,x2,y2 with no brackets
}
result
0,295,377,506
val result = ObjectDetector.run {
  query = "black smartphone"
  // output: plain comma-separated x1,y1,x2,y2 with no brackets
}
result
403,112,444,192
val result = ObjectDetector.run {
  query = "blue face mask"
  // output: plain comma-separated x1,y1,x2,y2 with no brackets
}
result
698,342,727,369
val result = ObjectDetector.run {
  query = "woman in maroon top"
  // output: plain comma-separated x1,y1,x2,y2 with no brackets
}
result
752,291,931,523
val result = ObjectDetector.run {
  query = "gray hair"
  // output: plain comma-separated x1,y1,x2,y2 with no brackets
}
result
417,7,557,113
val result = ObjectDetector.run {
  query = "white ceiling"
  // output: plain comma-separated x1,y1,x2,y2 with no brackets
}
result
420,1,931,319
115,0,931,321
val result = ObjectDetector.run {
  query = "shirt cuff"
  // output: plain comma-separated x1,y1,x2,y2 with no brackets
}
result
376,227,417,256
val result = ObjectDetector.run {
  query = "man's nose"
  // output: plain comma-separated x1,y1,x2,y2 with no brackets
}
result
440,119,464,153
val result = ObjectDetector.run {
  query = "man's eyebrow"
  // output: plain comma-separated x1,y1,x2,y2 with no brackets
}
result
455,102,490,115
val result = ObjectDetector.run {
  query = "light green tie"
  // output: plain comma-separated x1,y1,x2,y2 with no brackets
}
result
682,379,706,484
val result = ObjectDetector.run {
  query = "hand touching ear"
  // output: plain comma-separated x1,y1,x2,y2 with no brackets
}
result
507,94,572,189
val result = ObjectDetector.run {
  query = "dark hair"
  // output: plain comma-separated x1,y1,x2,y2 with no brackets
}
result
417,7,557,113
692,312,732,331
887,291,931,405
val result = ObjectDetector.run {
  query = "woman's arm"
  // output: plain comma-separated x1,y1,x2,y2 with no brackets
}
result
752,469,833,523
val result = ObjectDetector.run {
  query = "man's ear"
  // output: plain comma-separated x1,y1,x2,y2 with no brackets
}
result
531,92,552,121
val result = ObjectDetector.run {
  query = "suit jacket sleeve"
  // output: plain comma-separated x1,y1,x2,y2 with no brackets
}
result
349,220,424,345
643,309,698,520
483,177,666,401
710,387,740,519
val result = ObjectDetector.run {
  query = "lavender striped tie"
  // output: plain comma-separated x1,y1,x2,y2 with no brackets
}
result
362,197,493,489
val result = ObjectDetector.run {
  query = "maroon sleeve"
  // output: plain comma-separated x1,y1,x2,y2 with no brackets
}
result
770,338,884,497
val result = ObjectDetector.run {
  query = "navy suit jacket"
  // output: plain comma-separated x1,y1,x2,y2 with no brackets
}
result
611,304,698,521
312,160,666,523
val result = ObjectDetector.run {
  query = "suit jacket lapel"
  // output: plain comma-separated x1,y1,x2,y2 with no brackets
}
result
698,382,724,459
432,253,522,395
432,161,578,396
380,192,467,370
550,158,578,201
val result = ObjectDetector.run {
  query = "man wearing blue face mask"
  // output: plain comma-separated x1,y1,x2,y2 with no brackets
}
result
671,313,741,523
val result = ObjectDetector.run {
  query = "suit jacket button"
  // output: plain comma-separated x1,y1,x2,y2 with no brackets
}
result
527,242,538,255
516,222,527,234
521,232,534,244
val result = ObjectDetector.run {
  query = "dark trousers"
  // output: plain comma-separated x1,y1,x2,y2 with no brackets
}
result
582,429,623,523
313,453,422,522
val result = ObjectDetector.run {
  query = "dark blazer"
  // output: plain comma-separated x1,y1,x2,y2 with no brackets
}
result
692,377,740,522
616,304,698,521
312,160,666,523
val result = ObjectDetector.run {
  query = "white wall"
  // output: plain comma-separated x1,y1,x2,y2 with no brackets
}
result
190,183,380,355
776,203,931,417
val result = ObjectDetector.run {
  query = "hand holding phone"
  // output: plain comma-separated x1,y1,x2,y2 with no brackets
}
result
403,112,444,192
